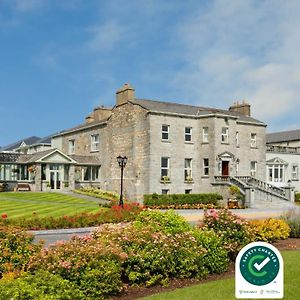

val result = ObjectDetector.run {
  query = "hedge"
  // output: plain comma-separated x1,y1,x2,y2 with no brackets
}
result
144,193,222,207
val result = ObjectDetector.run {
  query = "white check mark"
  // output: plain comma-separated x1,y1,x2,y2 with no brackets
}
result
254,257,270,271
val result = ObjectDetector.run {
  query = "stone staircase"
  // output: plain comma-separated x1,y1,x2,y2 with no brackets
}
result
214,175,296,209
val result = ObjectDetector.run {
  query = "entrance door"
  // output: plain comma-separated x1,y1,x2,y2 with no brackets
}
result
222,161,229,176
50,170,61,190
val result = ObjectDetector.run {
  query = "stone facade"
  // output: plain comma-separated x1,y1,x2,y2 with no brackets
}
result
51,84,266,201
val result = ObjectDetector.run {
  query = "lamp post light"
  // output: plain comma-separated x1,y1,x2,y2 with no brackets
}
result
117,155,128,207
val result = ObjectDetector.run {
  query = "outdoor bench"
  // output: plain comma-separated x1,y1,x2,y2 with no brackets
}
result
17,183,31,191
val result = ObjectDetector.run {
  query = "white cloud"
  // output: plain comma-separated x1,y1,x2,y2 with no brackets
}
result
173,0,300,129
86,21,127,52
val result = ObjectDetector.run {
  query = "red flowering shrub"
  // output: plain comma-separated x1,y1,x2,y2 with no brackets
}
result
1,213,7,219
0,203,143,230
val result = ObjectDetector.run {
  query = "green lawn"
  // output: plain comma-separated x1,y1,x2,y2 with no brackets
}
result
143,251,300,300
0,192,102,219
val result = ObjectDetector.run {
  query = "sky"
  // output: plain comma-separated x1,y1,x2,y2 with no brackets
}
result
1,0,300,146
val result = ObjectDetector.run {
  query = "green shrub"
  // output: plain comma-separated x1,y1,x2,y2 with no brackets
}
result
0,270,85,300
143,193,222,207
282,210,300,238
0,225,42,277
295,192,300,204
249,218,291,242
192,229,229,274
93,223,208,286
28,236,124,299
200,208,253,260
134,210,192,234
74,187,120,204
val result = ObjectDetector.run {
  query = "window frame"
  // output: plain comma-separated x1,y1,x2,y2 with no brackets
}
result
203,127,209,143
184,158,193,181
161,157,170,180
221,127,229,144
203,158,209,176
161,125,170,141
291,164,299,180
68,139,75,155
90,134,100,152
250,161,257,177
250,133,257,148
185,127,192,142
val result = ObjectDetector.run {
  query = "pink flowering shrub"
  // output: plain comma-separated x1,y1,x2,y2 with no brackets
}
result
200,208,253,259
28,236,125,298
0,225,42,277
93,223,208,286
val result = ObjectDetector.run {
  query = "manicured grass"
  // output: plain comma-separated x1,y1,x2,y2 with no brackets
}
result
143,251,300,300
0,192,102,219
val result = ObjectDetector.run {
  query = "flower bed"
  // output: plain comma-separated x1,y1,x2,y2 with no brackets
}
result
0,203,143,230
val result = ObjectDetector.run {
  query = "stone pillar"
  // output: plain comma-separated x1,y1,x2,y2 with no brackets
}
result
69,165,75,190
244,186,256,208
284,186,295,202
35,164,42,191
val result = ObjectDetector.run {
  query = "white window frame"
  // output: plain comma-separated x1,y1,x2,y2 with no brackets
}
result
185,127,192,142
267,164,285,183
68,139,75,155
203,127,209,143
161,189,169,194
161,157,170,180
82,166,100,182
184,158,193,181
250,133,257,148
250,161,257,177
162,125,170,140
291,164,299,180
221,127,229,143
91,134,100,152
203,158,209,176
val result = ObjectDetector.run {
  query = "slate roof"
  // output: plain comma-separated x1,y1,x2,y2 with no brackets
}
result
267,129,300,143
1,136,41,151
133,99,265,125
0,149,100,165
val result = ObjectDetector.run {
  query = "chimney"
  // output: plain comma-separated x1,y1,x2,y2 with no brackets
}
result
116,83,135,106
85,115,94,124
228,100,251,116
93,106,112,121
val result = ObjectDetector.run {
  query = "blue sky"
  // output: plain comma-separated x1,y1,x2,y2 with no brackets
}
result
1,0,300,146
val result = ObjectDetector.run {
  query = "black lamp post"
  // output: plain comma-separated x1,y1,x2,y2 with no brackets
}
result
117,155,128,207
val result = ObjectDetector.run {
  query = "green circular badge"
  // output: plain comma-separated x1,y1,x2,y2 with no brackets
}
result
239,245,280,286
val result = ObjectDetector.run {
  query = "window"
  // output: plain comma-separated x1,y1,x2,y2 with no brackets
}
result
221,127,229,143
162,189,169,194
83,166,100,181
250,161,257,177
292,164,299,180
250,133,257,148
185,189,192,194
203,127,209,143
162,125,169,140
68,140,75,154
236,132,239,147
268,164,285,183
203,158,209,176
161,157,170,180
184,158,192,181
91,134,100,151
185,127,192,142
